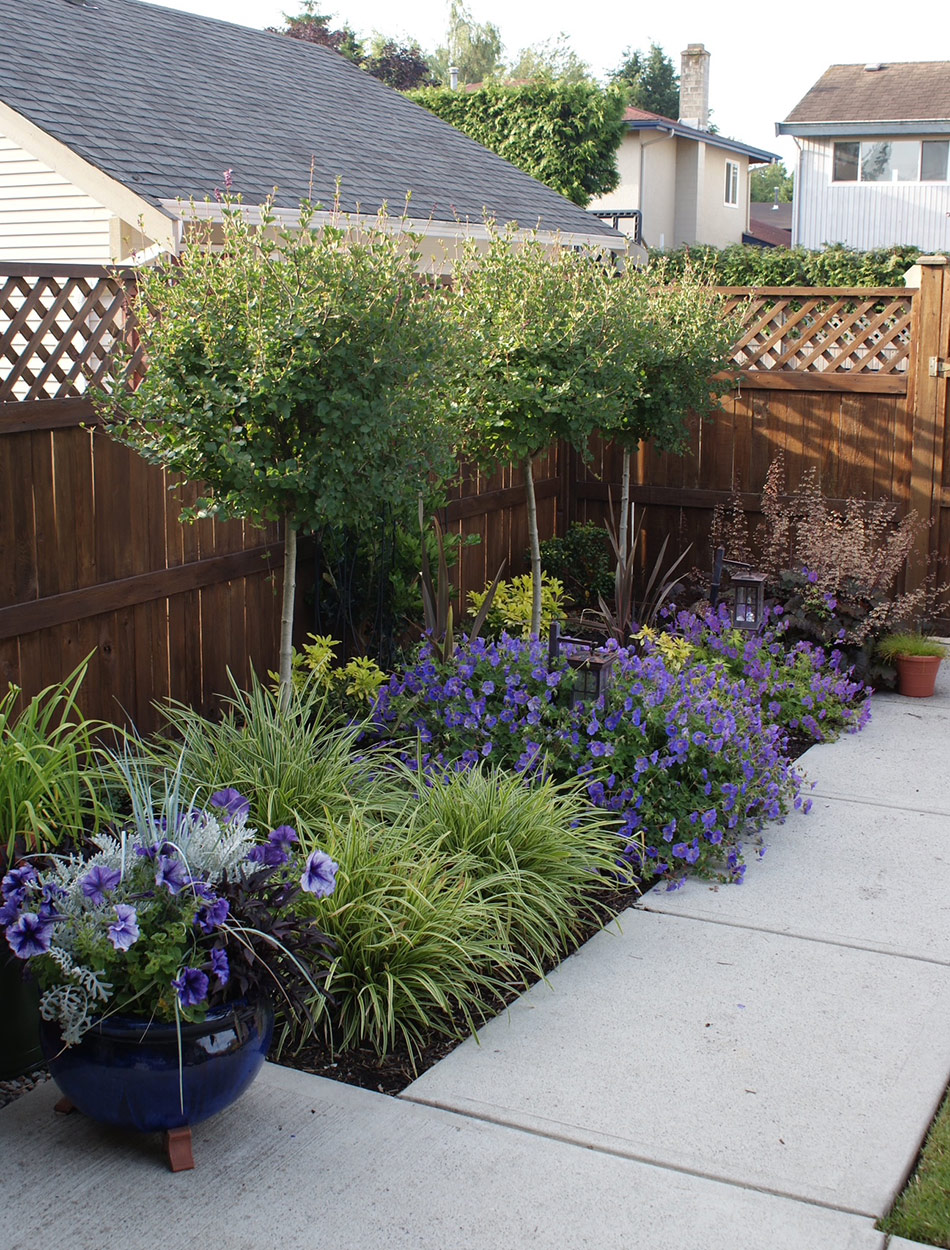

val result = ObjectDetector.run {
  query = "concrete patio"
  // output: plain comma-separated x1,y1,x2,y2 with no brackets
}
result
3,670,949,1250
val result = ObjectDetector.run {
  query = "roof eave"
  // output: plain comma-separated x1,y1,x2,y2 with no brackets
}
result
0,100,178,250
160,199,628,252
777,118,950,137
625,118,778,164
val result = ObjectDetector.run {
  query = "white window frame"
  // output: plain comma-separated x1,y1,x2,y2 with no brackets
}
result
724,160,739,207
832,138,950,184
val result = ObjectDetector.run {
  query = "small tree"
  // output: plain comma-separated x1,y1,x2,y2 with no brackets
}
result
450,229,615,637
97,196,452,707
597,266,739,566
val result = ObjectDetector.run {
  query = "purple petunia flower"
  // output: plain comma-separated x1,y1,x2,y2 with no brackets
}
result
0,894,24,925
2,865,37,898
210,788,251,820
209,946,229,987
172,966,209,1008
195,897,230,933
156,854,188,895
300,850,339,898
107,904,140,951
81,864,122,906
6,911,54,959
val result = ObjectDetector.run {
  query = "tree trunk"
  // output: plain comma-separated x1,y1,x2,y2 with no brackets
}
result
524,455,542,638
619,446,632,565
278,517,298,711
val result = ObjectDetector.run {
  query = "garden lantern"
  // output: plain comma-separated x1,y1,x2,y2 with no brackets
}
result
548,622,615,706
730,569,767,630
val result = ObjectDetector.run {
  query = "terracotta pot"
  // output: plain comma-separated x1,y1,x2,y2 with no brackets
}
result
895,654,942,698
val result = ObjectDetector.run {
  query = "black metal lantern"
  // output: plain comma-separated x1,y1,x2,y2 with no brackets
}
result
548,622,615,706
730,570,767,630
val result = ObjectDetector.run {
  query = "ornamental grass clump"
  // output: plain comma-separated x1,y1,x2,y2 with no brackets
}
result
3,755,338,1044
0,658,114,862
294,807,516,1058
405,766,628,963
149,671,402,839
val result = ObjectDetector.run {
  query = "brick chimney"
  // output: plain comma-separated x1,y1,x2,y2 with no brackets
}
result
679,43,710,130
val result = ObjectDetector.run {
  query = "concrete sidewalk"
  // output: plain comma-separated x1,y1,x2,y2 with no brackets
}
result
4,672,950,1250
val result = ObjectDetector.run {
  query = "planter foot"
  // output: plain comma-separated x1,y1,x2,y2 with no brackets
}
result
54,1096,75,1115
164,1126,194,1172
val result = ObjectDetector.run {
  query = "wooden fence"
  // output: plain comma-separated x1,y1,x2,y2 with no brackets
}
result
2,259,949,729
570,262,950,633
0,265,282,731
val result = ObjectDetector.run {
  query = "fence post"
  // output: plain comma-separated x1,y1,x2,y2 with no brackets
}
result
907,256,950,584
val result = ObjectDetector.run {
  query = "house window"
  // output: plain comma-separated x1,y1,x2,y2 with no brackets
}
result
833,139,950,182
922,140,950,181
724,160,739,206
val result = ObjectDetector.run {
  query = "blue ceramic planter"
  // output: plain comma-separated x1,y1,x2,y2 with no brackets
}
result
40,998,274,1132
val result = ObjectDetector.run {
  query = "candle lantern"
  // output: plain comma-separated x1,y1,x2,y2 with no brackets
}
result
730,570,767,630
548,622,615,706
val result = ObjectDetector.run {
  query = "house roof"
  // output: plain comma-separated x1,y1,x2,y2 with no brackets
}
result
0,0,620,244
621,107,778,165
744,202,792,248
778,62,950,137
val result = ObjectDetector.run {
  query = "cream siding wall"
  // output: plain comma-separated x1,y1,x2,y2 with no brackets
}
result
793,138,950,252
0,132,113,262
699,146,748,248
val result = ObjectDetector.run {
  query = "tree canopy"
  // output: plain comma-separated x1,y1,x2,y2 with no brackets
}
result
506,34,592,85
407,80,626,206
429,1,504,86
610,42,680,119
750,159,794,203
97,196,453,697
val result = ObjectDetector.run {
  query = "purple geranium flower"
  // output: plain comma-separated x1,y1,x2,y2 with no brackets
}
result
107,904,140,951
209,946,229,987
210,789,251,821
6,911,54,959
300,850,339,898
172,967,209,1008
80,864,122,906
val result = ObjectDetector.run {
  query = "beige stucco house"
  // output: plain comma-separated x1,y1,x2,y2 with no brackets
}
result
589,44,777,250
0,0,622,268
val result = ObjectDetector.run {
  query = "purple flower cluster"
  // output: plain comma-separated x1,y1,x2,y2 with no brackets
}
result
2,786,339,1028
370,629,835,887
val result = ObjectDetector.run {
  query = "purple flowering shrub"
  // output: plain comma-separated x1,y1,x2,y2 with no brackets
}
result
667,607,871,745
3,774,339,1045
371,634,809,886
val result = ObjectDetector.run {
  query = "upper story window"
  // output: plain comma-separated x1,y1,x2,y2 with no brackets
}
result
724,160,739,206
833,139,950,182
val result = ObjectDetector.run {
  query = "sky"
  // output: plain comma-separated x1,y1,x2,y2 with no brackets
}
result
150,0,946,168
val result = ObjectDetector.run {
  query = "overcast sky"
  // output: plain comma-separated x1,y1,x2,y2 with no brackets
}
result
150,0,945,167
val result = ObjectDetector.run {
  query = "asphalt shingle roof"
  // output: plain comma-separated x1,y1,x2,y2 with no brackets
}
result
0,0,617,239
783,62,950,124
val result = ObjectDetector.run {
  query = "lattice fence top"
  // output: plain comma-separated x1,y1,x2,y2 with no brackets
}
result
720,287,914,375
0,270,142,403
